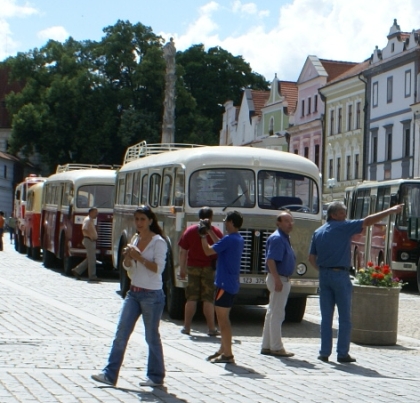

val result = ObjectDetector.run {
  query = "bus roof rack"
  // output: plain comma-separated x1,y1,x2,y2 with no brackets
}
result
124,141,205,164
56,163,120,173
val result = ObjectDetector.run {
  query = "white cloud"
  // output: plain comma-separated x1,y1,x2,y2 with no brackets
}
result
169,0,420,81
37,26,69,43
0,0,39,59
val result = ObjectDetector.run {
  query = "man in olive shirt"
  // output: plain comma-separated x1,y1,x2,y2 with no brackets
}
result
72,207,99,282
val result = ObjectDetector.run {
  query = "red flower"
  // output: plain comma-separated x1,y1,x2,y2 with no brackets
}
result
376,273,385,280
367,261,374,267
382,266,391,275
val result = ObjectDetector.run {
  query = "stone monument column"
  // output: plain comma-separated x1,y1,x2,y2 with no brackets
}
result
161,38,176,144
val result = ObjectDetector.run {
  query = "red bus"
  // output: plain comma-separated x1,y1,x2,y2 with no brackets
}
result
41,164,116,275
345,179,420,289
24,181,44,260
14,174,47,253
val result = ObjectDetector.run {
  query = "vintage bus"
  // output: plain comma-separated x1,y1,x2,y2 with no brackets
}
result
41,164,116,275
345,179,420,289
112,141,322,322
14,174,47,253
24,181,44,260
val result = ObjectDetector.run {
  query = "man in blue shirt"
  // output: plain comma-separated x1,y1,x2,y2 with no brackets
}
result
261,211,296,357
309,201,403,363
200,210,244,364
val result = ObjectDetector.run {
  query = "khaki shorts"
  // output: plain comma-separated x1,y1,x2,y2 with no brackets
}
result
185,266,215,303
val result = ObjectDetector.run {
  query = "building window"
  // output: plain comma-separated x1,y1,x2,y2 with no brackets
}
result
387,77,393,103
347,104,352,131
356,102,361,129
330,110,334,135
405,70,411,98
269,117,274,136
403,124,411,157
308,97,312,115
354,154,359,179
314,95,318,112
372,133,378,163
3,165,6,179
373,82,378,107
337,108,342,133
301,100,305,117
314,144,320,167
304,146,309,159
329,159,333,179
346,155,351,180
385,128,393,161
336,157,341,181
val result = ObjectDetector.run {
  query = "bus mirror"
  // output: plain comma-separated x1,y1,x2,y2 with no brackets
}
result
408,217,420,242
390,194,398,207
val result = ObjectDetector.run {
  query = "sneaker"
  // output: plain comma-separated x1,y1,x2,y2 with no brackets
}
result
207,329,220,336
91,373,114,386
139,378,163,387
317,355,329,362
212,354,235,364
71,269,82,280
180,327,190,335
260,348,271,355
337,354,356,363
269,349,294,357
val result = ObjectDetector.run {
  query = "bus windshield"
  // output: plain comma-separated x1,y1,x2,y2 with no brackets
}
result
76,185,114,208
398,183,420,226
189,168,319,213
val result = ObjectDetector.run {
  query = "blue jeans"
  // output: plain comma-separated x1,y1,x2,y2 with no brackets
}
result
102,289,165,384
319,269,352,358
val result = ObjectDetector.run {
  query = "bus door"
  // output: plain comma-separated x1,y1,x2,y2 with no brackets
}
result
352,188,371,270
374,186,392,265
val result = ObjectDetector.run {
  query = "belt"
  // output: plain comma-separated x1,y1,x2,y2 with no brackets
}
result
279,275,291,281
84,236,94,241
130,285,153,292
325,267,350,271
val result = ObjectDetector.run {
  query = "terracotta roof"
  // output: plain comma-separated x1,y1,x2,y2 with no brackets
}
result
278,81,298,115
320,59,359,82
0,151,20,162
322,59,370,88
250,90,269,116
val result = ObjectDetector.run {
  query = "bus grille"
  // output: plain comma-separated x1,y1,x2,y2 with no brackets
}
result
97,222,112,248
238,229,271,274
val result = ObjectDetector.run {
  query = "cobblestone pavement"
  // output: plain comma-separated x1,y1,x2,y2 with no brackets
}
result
1,240,420,402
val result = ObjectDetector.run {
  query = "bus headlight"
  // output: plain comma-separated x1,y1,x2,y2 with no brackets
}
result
296,263,307,276
400,252,410,261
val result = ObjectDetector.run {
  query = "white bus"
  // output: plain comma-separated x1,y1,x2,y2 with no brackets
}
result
113,142,322,322
41,164,117,275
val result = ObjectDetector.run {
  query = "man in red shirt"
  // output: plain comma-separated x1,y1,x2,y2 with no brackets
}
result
178,207,223,336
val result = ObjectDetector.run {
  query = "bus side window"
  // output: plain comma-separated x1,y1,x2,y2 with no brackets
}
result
149,173,161,208
117,175,126,205
125,172,133,205
354,189,370,219
141,174,148,205
161,171,173,206
132,171,141,206
174,169,185,207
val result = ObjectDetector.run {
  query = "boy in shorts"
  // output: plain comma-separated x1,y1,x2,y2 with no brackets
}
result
200,210,244,363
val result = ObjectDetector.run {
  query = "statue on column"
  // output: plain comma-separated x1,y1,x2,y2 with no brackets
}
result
161,38,176,144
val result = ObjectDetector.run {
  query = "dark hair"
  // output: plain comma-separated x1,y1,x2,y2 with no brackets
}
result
327,201,346,221
134,205,163,236
89,207,98,213
0,211,4,216
225,210,243,229
198,206,213,220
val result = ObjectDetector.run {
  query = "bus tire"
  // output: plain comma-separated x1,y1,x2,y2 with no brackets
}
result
118,246,130,298
32,247,41,261
285,296,307,323
165,274,185,320
417,260,420,293
43,249,56,269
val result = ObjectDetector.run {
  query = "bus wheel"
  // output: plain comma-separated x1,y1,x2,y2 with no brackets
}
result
32,247,41,261
417,260,420,293
284,296,307,323
43,249,56,269
118,247,130,298
165,274,185,320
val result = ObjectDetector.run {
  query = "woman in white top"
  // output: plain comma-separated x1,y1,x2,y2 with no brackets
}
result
92,205,167,387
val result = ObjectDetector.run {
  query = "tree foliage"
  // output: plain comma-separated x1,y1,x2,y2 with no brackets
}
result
4,21,269,172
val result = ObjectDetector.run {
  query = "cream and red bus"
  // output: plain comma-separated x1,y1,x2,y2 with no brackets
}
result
112,141,322,322
345,179,420,289
41,164,116,275
14,174,46,253
24,181,44,260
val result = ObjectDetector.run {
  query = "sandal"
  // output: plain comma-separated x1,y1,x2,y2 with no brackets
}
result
207,329,220,336
212,354,235,364
206,351,222,361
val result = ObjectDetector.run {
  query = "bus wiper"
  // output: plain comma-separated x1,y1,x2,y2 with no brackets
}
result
223,189,248,212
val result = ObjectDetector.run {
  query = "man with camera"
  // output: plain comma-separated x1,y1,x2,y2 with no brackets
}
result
178,207,223,336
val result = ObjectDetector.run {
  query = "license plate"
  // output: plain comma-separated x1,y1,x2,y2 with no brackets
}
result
240,276,266,285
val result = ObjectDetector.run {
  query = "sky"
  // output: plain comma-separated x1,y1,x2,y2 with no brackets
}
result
1,0,420,82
